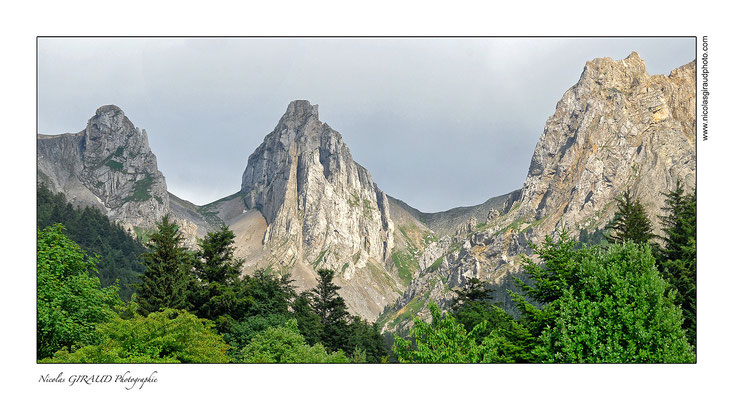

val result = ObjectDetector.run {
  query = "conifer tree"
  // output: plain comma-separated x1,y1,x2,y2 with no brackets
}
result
311,269,350,351
292,293,323,346
189,225,245,325
658,183,696,348
449,277,511,334
194,225,243,284
136,215,194,315
605,189,654,245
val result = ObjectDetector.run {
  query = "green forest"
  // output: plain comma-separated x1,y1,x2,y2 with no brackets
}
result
37,183,696,363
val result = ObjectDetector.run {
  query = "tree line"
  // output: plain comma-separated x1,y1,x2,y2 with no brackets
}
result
37,183,147,300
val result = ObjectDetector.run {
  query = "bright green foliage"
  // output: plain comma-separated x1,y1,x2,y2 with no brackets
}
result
481,318,537,363
238,320,349,363
393,302,489,363
605,189,654,245
657,183,697,348
136,215,195,315
37,224,121,359
41,309,229,363
224,314,291,361
513,236,695,363
515,231,581,305
37,183,147,300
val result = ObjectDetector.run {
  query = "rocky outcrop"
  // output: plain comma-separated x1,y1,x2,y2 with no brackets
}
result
241,100,394,272
519,52,696,238
239,100,398,320
38,105,169,231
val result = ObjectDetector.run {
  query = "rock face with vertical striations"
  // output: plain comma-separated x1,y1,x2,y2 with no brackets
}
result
517,51,696,238
38,105,170,231
239,100,397,320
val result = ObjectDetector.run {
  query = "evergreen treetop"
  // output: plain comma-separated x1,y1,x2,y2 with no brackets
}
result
605,189,654,245
136,215,194,315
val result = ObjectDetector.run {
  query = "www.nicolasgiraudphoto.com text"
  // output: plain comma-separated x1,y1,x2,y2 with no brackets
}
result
701,35,709,141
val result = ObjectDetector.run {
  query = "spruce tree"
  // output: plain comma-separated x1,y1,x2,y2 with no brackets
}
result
292,293,323,346
194,225,243,284
449,277,511,335
136,215,194,315
189,225,245,325
658,183,696,348
311,269,350,351
605,189,654,245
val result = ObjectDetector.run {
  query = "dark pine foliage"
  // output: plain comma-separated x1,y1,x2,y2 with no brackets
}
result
188,225,247,328
657,182,697,349
301,269,387,362
310,269,350,352
136,215,195,315
37,183,147,300
605,189,654,245
450,278,511,335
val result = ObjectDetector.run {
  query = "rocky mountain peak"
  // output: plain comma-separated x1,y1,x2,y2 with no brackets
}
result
578,51,648,89
38,105,169,230
239,100,396,319
282,99,319,123
379,52,696,333
519,51,696,238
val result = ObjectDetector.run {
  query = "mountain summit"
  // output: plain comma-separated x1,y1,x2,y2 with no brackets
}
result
239,100,397,319
38,105,169,230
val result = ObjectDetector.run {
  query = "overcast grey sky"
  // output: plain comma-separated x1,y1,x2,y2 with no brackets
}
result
37,37,694,212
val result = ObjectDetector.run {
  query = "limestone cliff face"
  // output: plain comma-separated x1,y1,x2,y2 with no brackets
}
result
38,105,169,231
242,100,394,275
519,52,696,238
378,52,697,332
240,100,397,320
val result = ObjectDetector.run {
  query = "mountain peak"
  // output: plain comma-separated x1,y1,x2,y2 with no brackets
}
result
239,101,395,319
578,51,648,91
285,99,318,118
95,104,124,115
38,105,169,230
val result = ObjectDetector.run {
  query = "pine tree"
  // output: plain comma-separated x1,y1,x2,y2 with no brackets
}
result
292,293,323,346
449,277,511,335
658,183,696,348
311,269,350,351
194,225,243,284
605,189,654,245
136,215,194,315
189,225,245,325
